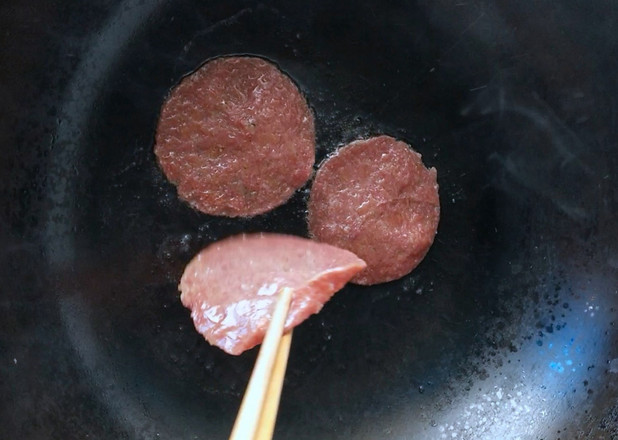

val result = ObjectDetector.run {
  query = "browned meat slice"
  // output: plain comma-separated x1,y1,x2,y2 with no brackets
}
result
155,56,315,217
307,135,440,285
179,233,366,355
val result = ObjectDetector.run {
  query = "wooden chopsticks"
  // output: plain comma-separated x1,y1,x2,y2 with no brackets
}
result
229,288,294,440
253,330,293,440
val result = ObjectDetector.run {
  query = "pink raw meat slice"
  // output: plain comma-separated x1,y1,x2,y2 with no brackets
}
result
307,135,440,285
179,233,366,355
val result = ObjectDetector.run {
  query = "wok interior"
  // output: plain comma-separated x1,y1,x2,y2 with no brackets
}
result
2,0,617,438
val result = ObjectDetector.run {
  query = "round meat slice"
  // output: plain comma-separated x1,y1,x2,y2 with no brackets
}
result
155,56,315,217
307,135,440,285
349,198,440,285
179,233,366,355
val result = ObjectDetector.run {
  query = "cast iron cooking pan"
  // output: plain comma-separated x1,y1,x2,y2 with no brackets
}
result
1,0,617,438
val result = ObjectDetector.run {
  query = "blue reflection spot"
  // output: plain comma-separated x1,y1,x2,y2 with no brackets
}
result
549,361,565,373
548,343,554,349
566,359,573,366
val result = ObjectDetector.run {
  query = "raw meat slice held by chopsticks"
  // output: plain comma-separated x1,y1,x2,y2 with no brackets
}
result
179,233,366,355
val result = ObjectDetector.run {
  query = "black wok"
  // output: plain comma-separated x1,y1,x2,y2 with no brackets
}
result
1,0,617,438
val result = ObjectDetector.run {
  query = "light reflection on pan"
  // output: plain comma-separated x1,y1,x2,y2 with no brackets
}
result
372,272,614,440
